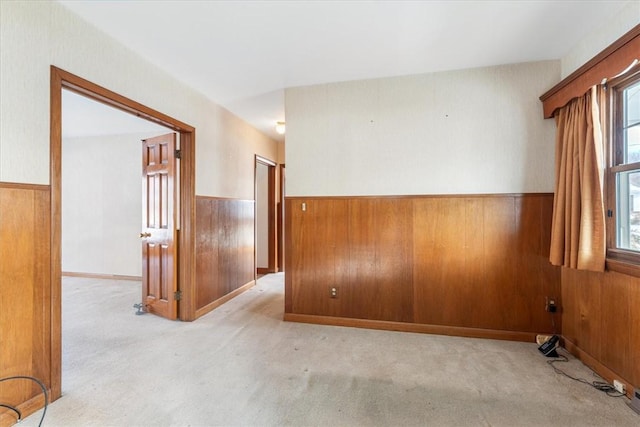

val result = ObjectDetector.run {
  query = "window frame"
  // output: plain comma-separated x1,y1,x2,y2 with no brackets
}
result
605,67,640,273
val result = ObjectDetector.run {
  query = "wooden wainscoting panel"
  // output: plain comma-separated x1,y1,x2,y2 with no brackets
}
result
560,268,578,346
195,197,217,308
286,193,560,338
218,200,235,297
346,199,377,319
0,184,51,424
32,188,52,394
513,195,561,333
347,198,413,322
366,198,413,322
413,197,471,326
562,267,640,394
290,199,350,317
512,196,539,332
599,272,631,380
285,199,305,314
0,187,36,410
462,198,486,328
539,196,562,333
319,199,351,318
579,270,603,359
630,280,640,386
481,197,517,330
194,197,255,316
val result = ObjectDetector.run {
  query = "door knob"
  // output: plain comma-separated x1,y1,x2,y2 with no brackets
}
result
139,232,151,238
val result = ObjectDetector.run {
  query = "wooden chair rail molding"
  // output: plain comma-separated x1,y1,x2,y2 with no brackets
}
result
540,24,640,118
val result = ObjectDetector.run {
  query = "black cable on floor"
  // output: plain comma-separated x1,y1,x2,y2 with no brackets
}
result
0,375,48,426
547,350,626,398
0,403,21,421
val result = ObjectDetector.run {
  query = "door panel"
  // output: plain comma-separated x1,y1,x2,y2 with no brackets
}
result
142,133,177,320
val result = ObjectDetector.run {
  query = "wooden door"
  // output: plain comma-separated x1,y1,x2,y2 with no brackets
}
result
141,133,178,319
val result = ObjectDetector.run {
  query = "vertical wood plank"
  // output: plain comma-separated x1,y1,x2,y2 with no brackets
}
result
630,280,640,386
463,198,485,328
33,189,51,388
540,196,562,333
291,199,349,316
413,198,439,324
560,268,578,345
348,199,377,320
414,198,468,326
284,198,296,313
317,199,350,317
195,199,215,308
600,272,630,377
478,197,516,330
373,198,413,322
579,270,603,359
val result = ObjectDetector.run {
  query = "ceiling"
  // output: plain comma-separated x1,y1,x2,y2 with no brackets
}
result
57,0,632,142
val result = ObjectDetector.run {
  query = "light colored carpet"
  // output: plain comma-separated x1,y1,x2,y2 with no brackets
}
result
19,273,638,426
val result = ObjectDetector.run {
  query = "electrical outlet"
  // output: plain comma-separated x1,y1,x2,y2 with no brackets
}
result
545,297,557,313
614,379,625,394
330,287,338,298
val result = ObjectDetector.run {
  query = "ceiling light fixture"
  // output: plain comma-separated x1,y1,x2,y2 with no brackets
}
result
275,121,286,135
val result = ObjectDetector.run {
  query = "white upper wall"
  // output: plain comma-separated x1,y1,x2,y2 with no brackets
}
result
561,2,640,79
0,0,277,199
285,60,559,196
62,132,162,277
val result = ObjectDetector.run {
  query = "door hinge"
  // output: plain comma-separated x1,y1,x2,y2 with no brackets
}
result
607,209,613,218
174,149,181,159
174,290,182,301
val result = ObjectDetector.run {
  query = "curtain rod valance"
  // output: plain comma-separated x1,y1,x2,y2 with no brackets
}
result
540,24,640,119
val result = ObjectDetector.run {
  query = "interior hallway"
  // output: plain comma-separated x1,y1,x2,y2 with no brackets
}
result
20,274,638,426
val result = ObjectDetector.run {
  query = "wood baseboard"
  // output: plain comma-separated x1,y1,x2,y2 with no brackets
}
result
195,280,256,319
283,313,539,343
257,267,277,274
562,337,634,398
62,271,141,281
0,387,49,427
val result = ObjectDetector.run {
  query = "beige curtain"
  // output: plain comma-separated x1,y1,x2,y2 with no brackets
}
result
549,86,605,272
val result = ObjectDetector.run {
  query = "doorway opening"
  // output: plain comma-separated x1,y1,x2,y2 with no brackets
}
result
61,88,168,282
50,66,196,401
255,155,277,275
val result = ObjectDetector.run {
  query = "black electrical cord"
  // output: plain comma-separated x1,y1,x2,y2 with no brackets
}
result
0,403,21,421
0,375,48,426
547,350,626,398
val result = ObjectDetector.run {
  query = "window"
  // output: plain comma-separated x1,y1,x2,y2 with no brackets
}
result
609,70,640,261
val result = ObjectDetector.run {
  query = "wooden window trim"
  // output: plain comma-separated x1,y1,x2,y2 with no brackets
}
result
540,24,640,119
605,68,640,275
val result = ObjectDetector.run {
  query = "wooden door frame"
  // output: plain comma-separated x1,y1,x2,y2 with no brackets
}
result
255,155,277,274
277,164,285,272
50,66,197,400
